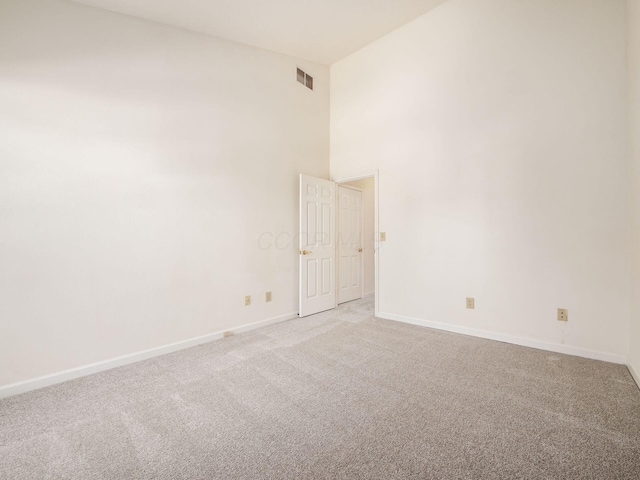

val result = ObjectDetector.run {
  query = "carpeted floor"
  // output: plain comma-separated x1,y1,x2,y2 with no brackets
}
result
1,298,639,479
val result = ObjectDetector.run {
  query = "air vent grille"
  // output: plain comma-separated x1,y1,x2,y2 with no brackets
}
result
297,67,313,90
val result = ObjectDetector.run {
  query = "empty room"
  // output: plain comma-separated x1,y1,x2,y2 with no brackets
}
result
1,0,640,478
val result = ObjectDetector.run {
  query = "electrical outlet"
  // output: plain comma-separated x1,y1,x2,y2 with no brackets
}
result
380,232,386,241
557,308,568,322
466,297,475,309
265,291,272,302
244,295,251,306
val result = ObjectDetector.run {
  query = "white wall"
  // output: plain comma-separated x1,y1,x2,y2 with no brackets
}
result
629,0,640,382
344,178,375,296
331,0,629,359
0,0,329,388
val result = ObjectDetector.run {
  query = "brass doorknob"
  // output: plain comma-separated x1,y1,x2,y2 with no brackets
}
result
358,248,363,252
300,250,312,255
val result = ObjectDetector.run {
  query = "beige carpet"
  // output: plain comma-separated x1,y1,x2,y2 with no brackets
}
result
1,298,639,479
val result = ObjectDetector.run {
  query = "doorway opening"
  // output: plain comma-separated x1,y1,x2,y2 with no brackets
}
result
298,171,379,318
335,171,379,317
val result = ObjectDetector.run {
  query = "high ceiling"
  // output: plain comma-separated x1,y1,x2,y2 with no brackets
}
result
70,0,448,65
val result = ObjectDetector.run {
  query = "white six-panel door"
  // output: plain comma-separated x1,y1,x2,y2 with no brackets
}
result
299,175,336,317
338,186,363,304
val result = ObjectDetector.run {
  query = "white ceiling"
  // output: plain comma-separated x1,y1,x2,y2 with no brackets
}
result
70,0,448,65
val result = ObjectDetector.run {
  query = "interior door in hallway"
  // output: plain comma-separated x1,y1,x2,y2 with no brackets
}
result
338,185,363,304
299,174,336,317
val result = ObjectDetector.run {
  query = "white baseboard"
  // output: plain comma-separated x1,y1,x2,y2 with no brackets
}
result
629,360,640,390
363,291,375,299
0,311,298,399
377,311,627,365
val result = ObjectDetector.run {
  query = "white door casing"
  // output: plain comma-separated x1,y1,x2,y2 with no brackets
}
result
299,175,336,317
338,186,363,304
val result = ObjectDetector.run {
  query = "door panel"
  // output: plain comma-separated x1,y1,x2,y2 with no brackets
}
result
338,186,363,304
299,175,336,317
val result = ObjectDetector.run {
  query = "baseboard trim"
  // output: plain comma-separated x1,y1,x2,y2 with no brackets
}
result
377,311,627,365
0,311,298,399
628,360,640,390
363,291,375,299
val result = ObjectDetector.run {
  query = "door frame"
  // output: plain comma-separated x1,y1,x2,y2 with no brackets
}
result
333,170,379,317
336,184,365,305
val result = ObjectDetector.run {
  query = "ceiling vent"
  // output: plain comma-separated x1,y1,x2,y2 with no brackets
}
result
297,67,313,90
